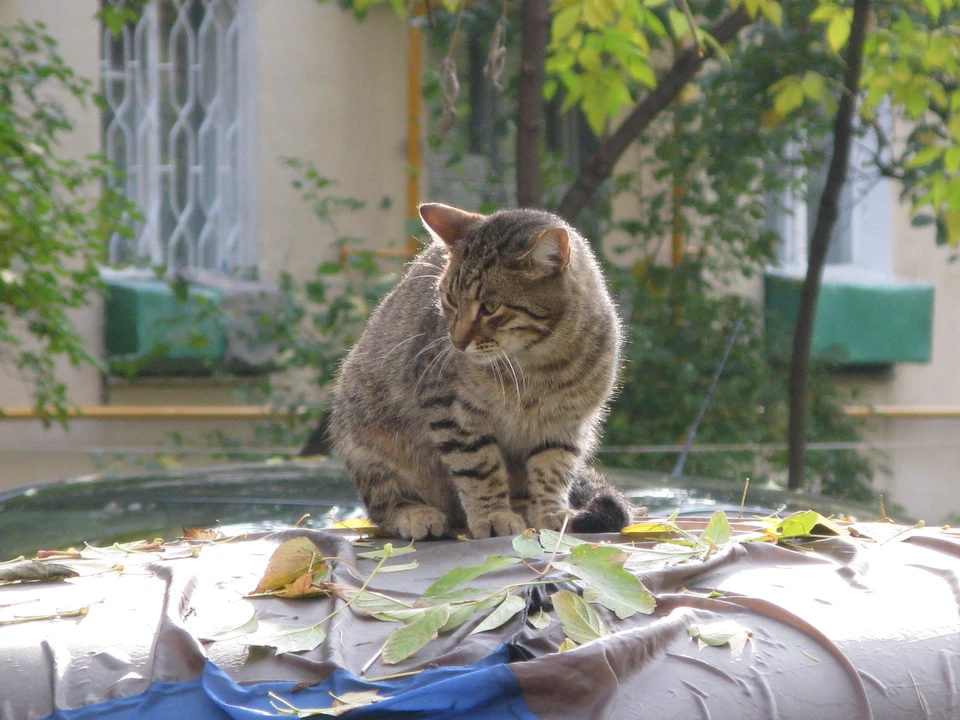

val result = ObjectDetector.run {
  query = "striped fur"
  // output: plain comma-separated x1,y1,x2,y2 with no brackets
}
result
330,203,631,540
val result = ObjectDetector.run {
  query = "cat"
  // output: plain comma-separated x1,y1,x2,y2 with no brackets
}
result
329,202,632,540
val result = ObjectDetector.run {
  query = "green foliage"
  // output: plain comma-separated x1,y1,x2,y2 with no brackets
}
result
0,21,133,423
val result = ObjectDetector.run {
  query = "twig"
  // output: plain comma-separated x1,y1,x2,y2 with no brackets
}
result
739,477,750,519
359,642,386,677
677,0,703,57
532,513,571,581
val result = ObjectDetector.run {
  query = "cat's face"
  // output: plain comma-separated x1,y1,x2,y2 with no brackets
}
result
420,203,571,364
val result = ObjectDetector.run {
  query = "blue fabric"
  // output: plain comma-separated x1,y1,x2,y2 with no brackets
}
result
43,645,538,720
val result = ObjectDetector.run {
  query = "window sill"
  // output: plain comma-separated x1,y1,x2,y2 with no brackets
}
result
764,268,934,366
101,270,280,378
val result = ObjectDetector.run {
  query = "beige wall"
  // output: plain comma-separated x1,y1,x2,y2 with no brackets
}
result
255,2,411,282
0,1,413,491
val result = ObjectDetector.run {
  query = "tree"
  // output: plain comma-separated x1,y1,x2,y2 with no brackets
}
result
324,0,959,496
0,21,132,424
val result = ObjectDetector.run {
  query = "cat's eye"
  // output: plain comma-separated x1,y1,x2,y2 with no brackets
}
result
480,300,501,315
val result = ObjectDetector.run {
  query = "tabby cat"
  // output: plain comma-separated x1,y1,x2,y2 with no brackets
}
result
330,202,632,540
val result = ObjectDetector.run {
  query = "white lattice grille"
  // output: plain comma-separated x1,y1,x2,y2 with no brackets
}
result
101,0,257,272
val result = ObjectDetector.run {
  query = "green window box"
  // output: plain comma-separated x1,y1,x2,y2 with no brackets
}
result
764,269,934,367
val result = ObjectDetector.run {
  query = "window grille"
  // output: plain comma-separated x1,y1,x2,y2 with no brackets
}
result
100,0,257,273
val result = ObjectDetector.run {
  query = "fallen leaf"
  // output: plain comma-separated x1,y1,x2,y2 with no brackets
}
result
777,511,847,540
552,589,608,644
180,527,218,541
254,538,326,595
355,543,416,561
539,529,587,553
439,593,504,633
376,560,419,573
688,620,752,660
469,593,526,635
269,689,389,717
382,605,451,664
277,571,330,599
556,551,655,619
700,510,732,547
424,555,520,597
557,637,579,652
620,521,681,538
512,533,544,559
250,621,328,655
528,607,552,630
35,549,82,559
0,562,78,583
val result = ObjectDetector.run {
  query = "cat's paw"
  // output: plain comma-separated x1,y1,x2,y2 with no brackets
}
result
527,505,570,532
391,505,448,540
469,510,527,539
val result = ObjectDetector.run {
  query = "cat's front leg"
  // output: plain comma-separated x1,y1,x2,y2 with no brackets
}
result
524,442,582,531
429,416,525,539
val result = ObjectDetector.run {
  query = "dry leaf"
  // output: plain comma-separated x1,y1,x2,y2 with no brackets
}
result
0,562,78,584
181,527,218,541
254,538,327,595
277,572,329,599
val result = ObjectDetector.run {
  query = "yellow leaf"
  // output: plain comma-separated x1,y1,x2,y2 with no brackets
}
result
760,0,783,26
809,4,838,23
552,4,582,42
774,83,805,116
826,13,850,52
801,71,826,100
253,537,326,595
578,46,602,73
621,521,680,536
945,147,960,175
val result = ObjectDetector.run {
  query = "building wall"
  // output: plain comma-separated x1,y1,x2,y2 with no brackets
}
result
0,1,413,492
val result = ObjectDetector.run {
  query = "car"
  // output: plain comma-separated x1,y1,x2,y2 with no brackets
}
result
2,461,953,720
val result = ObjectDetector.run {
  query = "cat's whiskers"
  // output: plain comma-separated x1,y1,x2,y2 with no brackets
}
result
499,349,522,405
408,260,445,272
410,336,448,364
416,343,453,392
380,332,426,367
489,352,507,404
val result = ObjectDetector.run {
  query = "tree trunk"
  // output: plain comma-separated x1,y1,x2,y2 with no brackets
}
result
556,7,751,223
787,0,871,490
516,0,548,208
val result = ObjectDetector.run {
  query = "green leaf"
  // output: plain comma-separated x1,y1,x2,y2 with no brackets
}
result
439,593,505,633
552,589,609,644
945,148,960,175
552,5,582,42
513,534,544,559
251,622,327,655
382,605,451,665
355,542,416,560
760,0,783,26
539,529,587,553
470,593,527,635
774,82,805,116
775,510,837,539
801,71,826,100
556,556,655,619
826,13,851,52
377,560,419,573
424,556,520,597
529,607,553,630
688,620,752,658
700,510,732,547
906,146,945,169
333,586,415,617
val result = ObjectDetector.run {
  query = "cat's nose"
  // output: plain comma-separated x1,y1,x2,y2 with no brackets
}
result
450,335,469,351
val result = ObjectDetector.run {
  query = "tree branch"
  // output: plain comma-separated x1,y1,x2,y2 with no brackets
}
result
787,0,871,491
556,6,752,223
516,0,549,208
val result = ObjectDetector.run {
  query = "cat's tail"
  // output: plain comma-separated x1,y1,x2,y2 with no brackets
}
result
568,467,634,534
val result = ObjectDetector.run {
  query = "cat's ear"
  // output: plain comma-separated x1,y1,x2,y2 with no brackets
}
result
418,202,484,249
521,227,570,273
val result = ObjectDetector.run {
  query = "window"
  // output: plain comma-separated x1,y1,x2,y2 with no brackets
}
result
766,124,893,278
100,0,257,274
